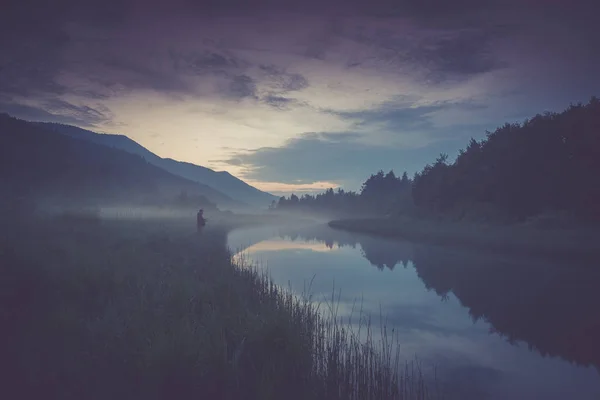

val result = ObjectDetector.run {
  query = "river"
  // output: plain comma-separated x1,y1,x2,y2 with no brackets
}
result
228,223,600,400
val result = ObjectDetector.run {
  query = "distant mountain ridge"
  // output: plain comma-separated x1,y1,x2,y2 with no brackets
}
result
37,122,277,208
0,114,241,209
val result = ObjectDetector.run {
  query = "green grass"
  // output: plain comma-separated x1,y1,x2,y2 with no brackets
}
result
1,213,436,400
328,216,600,260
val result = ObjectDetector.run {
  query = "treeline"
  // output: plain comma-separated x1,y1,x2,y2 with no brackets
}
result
274,97,600,223
271,170,413,216
413,97,600,222
175,190,218,211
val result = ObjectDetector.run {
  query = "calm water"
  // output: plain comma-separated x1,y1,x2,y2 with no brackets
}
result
228,223,600,400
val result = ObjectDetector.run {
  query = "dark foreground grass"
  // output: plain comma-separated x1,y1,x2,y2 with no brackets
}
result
329,216,600,260
1,214,436,400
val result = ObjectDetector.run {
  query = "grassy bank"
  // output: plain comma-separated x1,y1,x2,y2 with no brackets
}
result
328,216,600,260
85,206,320,231
1,213,435,400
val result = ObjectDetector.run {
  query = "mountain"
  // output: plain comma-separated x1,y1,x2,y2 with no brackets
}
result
37,122,278,208
0,114,241,209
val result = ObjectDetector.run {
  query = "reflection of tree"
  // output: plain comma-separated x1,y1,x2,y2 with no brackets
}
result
267,224,600,369
276,225,414,270
359,241,412,271
411,246,600,369
277,224,360,248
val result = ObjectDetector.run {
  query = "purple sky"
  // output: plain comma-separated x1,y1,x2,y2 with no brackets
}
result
1,0,598,194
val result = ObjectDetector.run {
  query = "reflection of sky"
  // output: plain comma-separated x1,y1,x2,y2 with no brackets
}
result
229,226,600,400
243,238,335,253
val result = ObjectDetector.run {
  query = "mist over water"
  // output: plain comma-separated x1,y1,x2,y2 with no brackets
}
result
228,224,600,400
97,206,198,220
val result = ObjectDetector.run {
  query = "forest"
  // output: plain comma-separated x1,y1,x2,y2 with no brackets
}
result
271,170,413,216
273,97,600,224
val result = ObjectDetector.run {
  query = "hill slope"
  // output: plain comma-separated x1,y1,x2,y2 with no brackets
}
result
37,123,277,208
411,97,600,222
0,114,241,209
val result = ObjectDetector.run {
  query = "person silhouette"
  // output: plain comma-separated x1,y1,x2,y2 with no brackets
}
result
197,208,206,229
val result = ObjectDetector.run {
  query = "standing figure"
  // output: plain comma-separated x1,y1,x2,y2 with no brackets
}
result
197,208,206,229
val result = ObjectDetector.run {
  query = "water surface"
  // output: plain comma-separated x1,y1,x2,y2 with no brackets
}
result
228,223,600,400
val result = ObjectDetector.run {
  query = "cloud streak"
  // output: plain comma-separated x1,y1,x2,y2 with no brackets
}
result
222,130,460,190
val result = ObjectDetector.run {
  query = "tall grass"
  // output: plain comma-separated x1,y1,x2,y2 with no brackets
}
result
235,265,437,400
1,214,436,400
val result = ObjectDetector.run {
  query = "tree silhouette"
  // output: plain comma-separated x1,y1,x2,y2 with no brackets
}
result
273,170,413,216
412,97,600,222
273,97,600,223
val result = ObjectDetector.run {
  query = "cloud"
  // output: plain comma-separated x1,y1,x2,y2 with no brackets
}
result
258,64,309,92
218,98,500,188
1,0,599,192
411,28,508,84
0,20,70,97
98,56,191,94
221,130,457,189
334,101,441,132
263,94,295,109
283,73,309,91
224,157,244,166
183,51,243,73
0,100,110,126
326,99,493,146
42,99,112,125
225,75,257,99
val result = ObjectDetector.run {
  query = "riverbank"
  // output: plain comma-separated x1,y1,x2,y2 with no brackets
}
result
1,213,435,400
328,216,600,260
86,206,321,231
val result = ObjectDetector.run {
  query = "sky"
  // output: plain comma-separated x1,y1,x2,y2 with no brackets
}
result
1,0,599,195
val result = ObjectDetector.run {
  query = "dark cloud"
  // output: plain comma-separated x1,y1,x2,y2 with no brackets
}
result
175,50,246,76
70,89,111,101
3,0,598,31
1,0,595,103
100,57,191,93
259,65,309,92
0,0,134,97
0,103,80,125
412,28,508,83
339,22,508,84
222,131,457,188
226,75,257,99
263,94,294,109
0,18,70,97
42,99,111,125
0,100,110,127
335,102,442,132
285,73,309,91
190,52,236,69
333,100,490,135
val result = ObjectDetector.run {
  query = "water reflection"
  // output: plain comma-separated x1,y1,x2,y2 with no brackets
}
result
269,224,600,369
276,224,414,271
228,224,600,399
412,246,600,369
